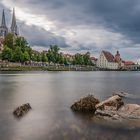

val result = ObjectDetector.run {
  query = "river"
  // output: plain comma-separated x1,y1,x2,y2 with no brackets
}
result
0,71,140,140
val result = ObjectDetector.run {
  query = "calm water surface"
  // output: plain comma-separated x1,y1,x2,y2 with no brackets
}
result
0,71,140,140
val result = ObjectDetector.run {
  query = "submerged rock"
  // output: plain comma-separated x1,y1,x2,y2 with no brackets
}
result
13,103,31,118
71,95,99,113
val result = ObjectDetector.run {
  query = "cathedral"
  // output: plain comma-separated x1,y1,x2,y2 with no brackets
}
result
0,8,19,38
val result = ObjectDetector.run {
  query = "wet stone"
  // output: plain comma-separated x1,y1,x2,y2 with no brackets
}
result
71,92,140,124
13,103,32,118
71,95,99,113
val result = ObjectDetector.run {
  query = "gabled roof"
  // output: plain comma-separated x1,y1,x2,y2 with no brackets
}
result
102,51,115,62
124,61,135,65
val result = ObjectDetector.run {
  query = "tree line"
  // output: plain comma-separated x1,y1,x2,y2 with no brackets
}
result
0,33,94,66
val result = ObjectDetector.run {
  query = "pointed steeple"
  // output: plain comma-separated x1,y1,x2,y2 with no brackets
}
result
0,9,8,37
1,9,6,27
11,8,19,36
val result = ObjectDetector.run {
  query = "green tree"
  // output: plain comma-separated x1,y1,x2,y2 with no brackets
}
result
12,47,24,62
41,53,48,62
0,53,2,60
15,37,29,51
2,46,13,61
4,33,15,49
64,57,69,65
15,37,27,47
3,34,32,63
31,54,37,61
47,45,60,63
27,47,32,59
73,53,84,65
37,54,42,62
23,51,30,62
59,54,64,64
83,52,92,65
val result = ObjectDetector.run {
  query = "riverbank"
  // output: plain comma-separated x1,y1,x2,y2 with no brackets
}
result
0,66,45,71
1,62,140,71
0,65,96,71
1,66,140,71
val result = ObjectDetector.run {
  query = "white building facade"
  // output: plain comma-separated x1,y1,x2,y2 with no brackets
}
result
97,51,119,70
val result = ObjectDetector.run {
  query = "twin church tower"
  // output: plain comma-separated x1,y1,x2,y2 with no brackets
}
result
0,9,19,38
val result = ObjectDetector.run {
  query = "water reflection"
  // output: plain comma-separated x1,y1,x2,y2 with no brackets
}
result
0,71,140,140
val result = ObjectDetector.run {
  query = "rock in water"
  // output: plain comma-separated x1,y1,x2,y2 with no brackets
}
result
96,95,124,110
118,104,140,119
71,92,140,124
71,95,99,113
13,103,31,118
113,91,129,98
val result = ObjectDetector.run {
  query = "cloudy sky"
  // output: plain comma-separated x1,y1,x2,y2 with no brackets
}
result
1,0,140,61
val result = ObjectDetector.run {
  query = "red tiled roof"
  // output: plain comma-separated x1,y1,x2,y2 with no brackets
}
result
102,51,115,62
124,61,135,65
90,57,97,61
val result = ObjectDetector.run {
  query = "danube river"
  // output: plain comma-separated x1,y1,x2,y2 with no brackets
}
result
0,71,140,140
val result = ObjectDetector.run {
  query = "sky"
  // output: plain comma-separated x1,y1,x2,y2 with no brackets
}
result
0,0,140,61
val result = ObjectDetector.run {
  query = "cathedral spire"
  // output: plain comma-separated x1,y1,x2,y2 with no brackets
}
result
1,9,6,27
11,8,19,36
0,9,8,37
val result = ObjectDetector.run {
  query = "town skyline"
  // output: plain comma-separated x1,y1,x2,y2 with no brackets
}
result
0,1,140,61
0,9,139,65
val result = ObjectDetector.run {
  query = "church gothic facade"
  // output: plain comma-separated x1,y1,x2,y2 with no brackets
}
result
0,9,19,38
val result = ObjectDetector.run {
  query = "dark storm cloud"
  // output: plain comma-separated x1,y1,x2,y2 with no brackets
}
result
0,1,70,49
9,0,140,43
1,0,140,60
19,23,70,48
86,0,140,43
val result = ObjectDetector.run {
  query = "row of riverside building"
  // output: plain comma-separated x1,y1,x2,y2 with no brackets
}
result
95,50,140,70
0,9,139,70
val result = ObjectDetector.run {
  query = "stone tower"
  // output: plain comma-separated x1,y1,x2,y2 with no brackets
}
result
0,10,8,38
11,8,19,36
115,50,121,63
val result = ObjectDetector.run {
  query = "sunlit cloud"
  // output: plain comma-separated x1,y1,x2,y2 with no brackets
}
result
2,1,54,31
1,0,140,60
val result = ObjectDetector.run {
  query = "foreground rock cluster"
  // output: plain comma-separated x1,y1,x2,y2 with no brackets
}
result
71,95,99,113
71,92,140,121
13,103,31,118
